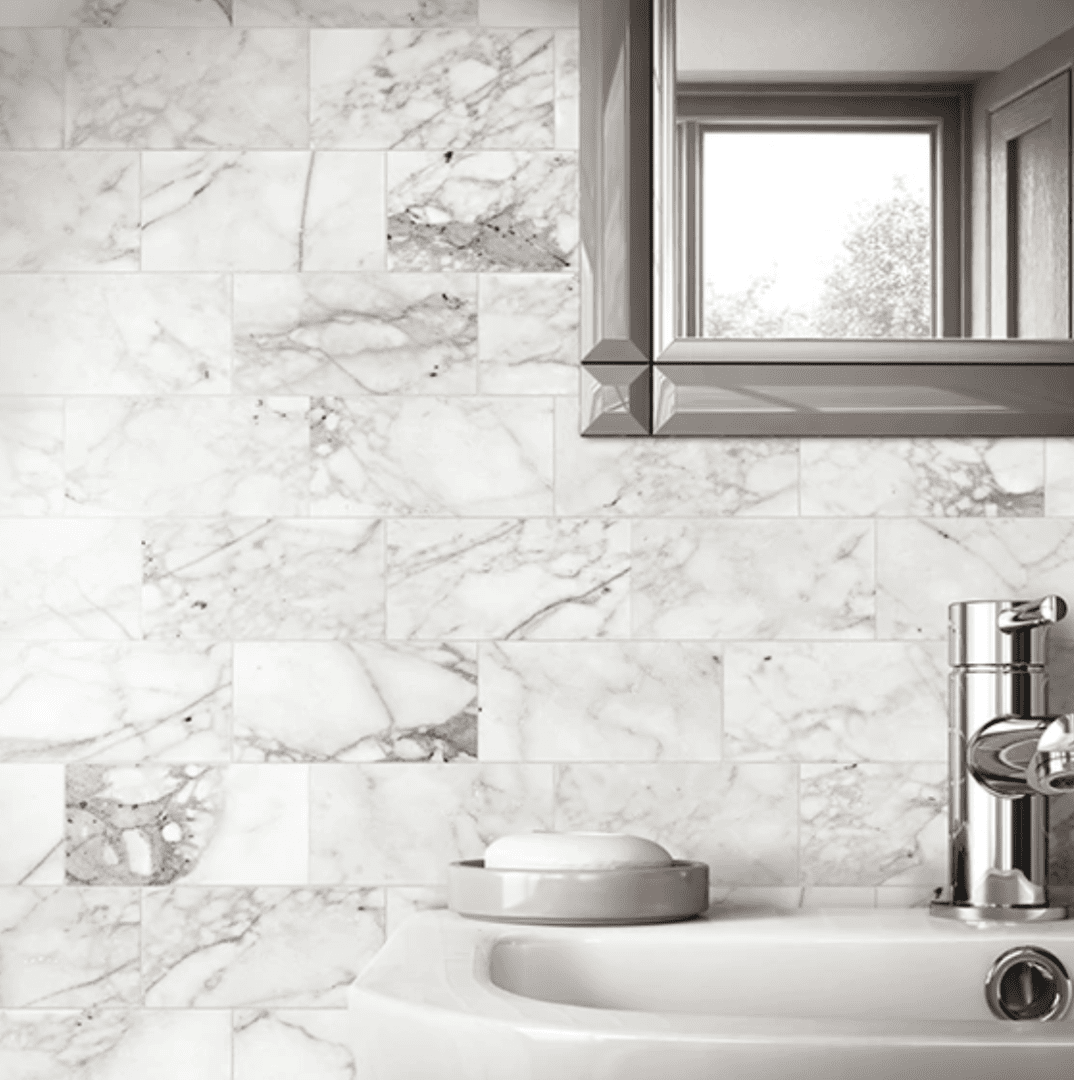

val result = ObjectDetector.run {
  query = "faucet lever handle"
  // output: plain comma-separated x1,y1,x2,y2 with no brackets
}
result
998,596,1068,633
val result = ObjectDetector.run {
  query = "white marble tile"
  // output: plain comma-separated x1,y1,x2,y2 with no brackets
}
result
875,886,936,908
234,273,476,394
876,519,1074,640
142,151,386,271
311,396,553,515
1046,439,1074,515
66,764,307,885
234,1010,368,1080
799,762,947,886
555,763,798,886
143,887,384,1006
0,887,139,1006
235,0,476,25
0,520,140,640
67,29,307,148
383,884,446,933
0,0,232,25
0,766,64,884
65,397,309,516
632,519,875,639
556,404,799,516
0,398,64,514
387,150,577,271
477,273,577,393
706,886,805,913
0,643,230,762
310,763,553,882
312,29,552,149
0,1010,232,1080
553,29,577,148
143,518,384,640
0,152,138,270
0,30,63,147
799,886,876,908
386,518,629,639
723,642,947,762
234,642,475,761
478,0,576,25
479,642,722,761
0,275,230,394
801,439,1045,517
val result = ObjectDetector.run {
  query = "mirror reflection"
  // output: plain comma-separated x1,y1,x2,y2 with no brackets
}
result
674,0,1074,340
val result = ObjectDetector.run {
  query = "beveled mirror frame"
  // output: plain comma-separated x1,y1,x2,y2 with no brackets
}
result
579,0,1074,436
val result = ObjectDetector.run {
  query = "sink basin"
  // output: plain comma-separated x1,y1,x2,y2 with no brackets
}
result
349,906,1074,1080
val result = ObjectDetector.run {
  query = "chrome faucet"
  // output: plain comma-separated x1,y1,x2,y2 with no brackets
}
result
931,596,1074,923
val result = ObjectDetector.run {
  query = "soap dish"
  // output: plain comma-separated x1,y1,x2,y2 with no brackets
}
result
448,859,709,925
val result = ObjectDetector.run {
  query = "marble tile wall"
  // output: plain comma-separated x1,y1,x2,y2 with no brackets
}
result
0,0,1072,1073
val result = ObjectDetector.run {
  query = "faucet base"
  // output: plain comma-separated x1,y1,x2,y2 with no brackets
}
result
929,900,1068,923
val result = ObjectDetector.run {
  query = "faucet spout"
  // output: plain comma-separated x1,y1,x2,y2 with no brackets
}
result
1029,715,1074,795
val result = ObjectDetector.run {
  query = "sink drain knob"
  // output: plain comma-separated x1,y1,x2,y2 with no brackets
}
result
985,946,1072,1021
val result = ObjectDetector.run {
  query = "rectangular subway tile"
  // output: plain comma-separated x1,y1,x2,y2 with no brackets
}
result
142,886,384,1006
0,765,64,884
66,29,308,148
0,0,232,26
311,29,553,149
234,642,476,762
0,29,63,147
0,642,230,763
553,28,578,148
554,763,799,886
0,887,140,1007
64,397,309,517
0,520,140,640
0,397,64,514
66,764,308,886
143,518,385,640
0,275,231,395
478,641,722,762
235,0,477,26
723,642,947,762
632,519,875,640
142,151,386,272
233,273,477,395
386,150,577,271
310,763,553,882
235,1010,368,1080
555,401,799,516
800,438,1045,517
0,151,138,270
386,518,629,639
310,396,553,516
1046,439,1074,515
478,0,577,26
0,1010,232,1080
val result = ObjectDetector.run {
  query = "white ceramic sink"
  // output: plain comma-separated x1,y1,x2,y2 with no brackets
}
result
349,906,1074,1080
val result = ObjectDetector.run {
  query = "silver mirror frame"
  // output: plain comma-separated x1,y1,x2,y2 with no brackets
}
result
579,0,1074,436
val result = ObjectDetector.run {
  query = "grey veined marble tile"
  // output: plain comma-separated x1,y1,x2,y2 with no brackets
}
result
0,0,232,25
0,152,138,270
0,1010,232,1080
310,396,553,515
0,398,64,515
799,763,947,886
479,642,722,762
0,765,64,884
386,518,629,639
66,764,308,886
632,519,875,640
66,29,308,148
234,273,477,394
234,642,476,762
143,518,385,640
1046,439,1074,515
0,275,230,394
0,30,63,147
234,1010,367,1080
143,887,383,1006
0,887,140,1006
235,0,476,25
387,150,577,271
801,438,1045,517
723,642,947,762
478,0,577,25
553,28,577,148
312,29,552,149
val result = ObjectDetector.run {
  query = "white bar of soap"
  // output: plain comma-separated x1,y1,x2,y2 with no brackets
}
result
484,831,674,871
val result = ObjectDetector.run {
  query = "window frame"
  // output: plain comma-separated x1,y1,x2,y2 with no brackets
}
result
676,85,969,341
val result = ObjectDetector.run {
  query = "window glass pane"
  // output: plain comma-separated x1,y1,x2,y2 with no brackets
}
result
702,130,933,338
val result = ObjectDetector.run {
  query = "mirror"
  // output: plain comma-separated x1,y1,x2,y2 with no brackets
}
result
579,0,1074,436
